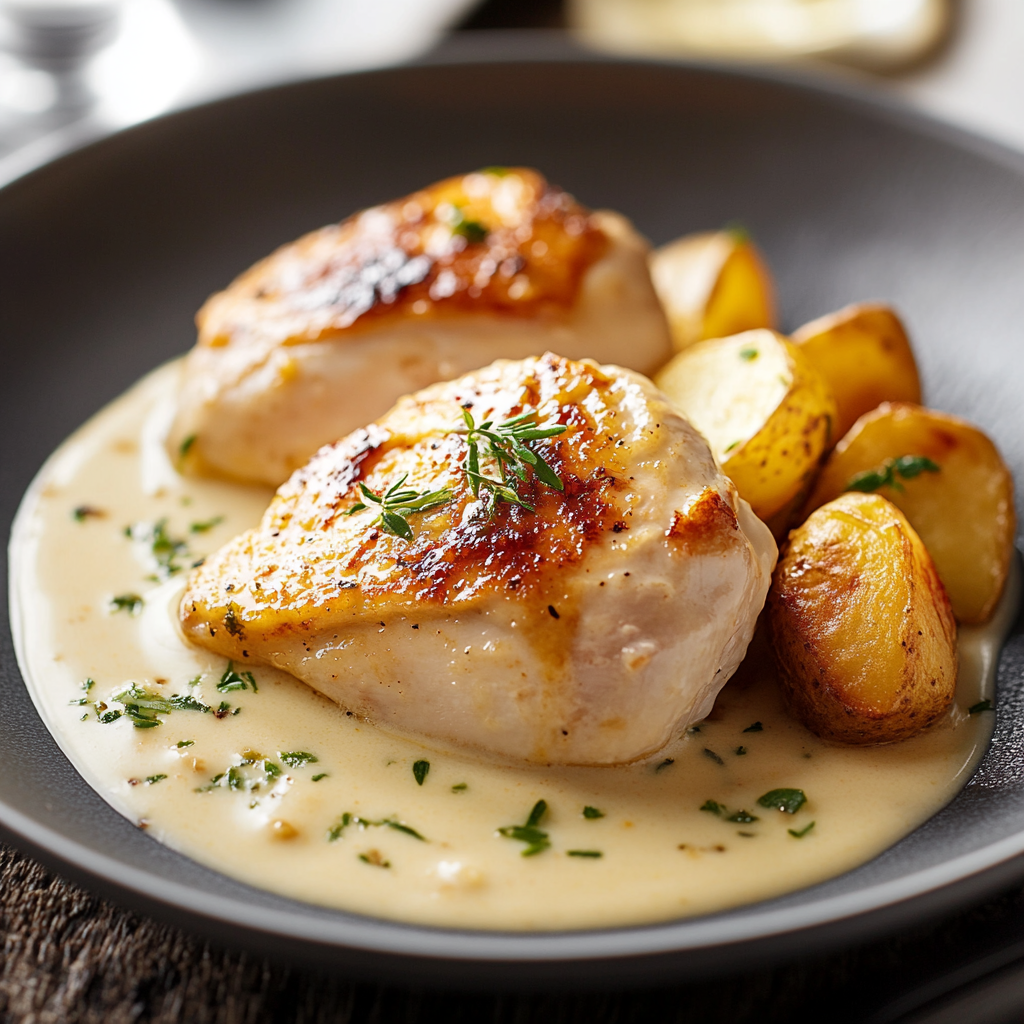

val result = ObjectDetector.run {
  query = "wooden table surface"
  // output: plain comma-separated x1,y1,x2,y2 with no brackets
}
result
2,837,1024,1023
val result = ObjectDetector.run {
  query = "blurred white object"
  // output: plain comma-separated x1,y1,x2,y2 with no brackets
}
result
0,0,476,180
570,0,949,69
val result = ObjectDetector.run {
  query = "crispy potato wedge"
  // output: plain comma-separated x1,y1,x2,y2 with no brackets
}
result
792,303,922,439
654,329,837,522
769,492,957,745
650,230,776,351
805,403,1016,624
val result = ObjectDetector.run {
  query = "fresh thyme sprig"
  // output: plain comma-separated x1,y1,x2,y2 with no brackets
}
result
457,409,567,511
344,475,452,540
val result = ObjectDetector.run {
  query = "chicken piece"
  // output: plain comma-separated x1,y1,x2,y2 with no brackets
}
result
167,168,673,487
180,354,776,765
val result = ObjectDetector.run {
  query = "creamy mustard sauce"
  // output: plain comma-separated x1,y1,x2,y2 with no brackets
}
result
10,362,1017,931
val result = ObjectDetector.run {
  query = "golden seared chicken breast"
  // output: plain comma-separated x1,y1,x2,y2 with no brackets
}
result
180,354,775,765
167,169,673,487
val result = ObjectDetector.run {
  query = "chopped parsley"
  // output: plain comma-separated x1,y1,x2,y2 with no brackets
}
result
125,518,189,579
739,347,759,361
189,516,223,534
701,800,758,824
847,455,940,495
343,474,452,540
145,774,167,785
109,593,143,615
179,434,197,459
757,789,807,814
412,760,430,786
702,748,724,766
280,751,318,767
789,821,816,839
358,850,390,868
327,813,427,843
723,440,741,454
456,408,567,512
72,505,104,522
110,682,211,729
176,739,194,748
742,722,763,733
567,850,602,858
311,773,328,782
450,209,489,244
582,806,604,820
451,783,468,792
968,699,994,715
218,662,257,693
197,753,283,794
498,800,550,857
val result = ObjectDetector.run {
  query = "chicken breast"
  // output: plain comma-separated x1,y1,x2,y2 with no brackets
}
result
167,168,673,487
180,354,776,765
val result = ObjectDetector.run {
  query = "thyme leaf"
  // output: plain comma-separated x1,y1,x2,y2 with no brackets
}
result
344,474,452,540
456,408,567,511
846,454,940,495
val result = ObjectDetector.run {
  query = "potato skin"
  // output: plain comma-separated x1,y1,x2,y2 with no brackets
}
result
792,303,921,440
654,329,837,523
804,402,1016,624
769,492,957,745
650,231,776,351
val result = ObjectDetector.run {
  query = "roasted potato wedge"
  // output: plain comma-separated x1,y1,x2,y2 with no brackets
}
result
769,492,957,745
655,329,837,522
804,403,1016,624
792,303,922,439
650,229,776,351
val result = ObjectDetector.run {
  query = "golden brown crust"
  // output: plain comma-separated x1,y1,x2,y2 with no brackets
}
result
197,169,609,350
768,492,957,745
180,354,662,651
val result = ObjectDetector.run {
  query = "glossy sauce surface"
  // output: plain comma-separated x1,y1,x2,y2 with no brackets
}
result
10,363,1014,931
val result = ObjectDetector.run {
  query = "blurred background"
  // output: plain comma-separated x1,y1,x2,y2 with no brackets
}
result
0,0,1022,186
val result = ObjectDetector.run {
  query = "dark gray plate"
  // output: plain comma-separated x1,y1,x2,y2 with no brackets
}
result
3,37,1024,989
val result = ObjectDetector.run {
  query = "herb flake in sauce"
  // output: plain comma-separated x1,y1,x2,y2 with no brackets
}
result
757,789,807,814
412,760,430,786
498,800,550,857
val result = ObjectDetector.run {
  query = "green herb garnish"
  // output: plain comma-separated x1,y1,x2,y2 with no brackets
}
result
218,662,257,693
789,821,816,839
703,748,724,766
72,505,104,522
344,474,452,540
567,850,602,858
700,800,725,816
110,593,143,615
111,682,211,728
451,783,467,792
327,812,427,843
498,799,550,857
846,455,940,495
757,788,807,814
739,347,759,361
125,518,189,579
735,746,747,756
456,408,567,511
145,774,167,785
726,810,759,824
969,699,994,714
451,212,488,244
412,760,430,786
189,516,223,534
179,434,197,459
358,850,391,868
311,773,328,782
280,751,318,767
743,722,763,733
98,710,122,724
655,758,675,772
582,806,604,820
177,740,194,748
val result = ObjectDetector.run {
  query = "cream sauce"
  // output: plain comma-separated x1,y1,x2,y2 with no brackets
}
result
9,362,1017,931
